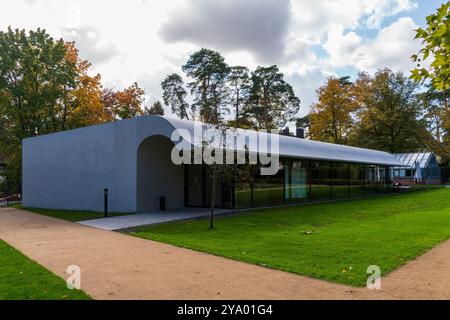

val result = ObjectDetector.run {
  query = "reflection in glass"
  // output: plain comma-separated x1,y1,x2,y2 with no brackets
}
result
285,160,309,202
253,164,284,207
331,162,349,200
310,161,332,201
349,164,364,198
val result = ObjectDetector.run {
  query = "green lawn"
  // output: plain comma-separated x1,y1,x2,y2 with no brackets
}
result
11,204,131,222
133,188,450,286
0,240,91,300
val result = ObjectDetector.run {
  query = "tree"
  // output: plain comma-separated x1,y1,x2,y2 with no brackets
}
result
352,69,428,153
161,73,190,119
309,77,356,144
63,42,110,129
246,65,300,129
114,82,145,119
0,27,78,139
419,86,450,164
182,48,230,124
296,115,310,129
419,85,449,143
411,2,450,92
0,28,79,193
443,109,450,165
101,82,146,120
410,3,450,165
146,101,165,115
200,123,237,229
0,27,150,194
227,66,251,128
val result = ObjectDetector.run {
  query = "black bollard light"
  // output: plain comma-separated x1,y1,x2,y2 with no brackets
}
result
104,188,109,217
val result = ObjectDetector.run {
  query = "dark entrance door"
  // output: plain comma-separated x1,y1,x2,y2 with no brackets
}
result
186,164,203,207
185,164,233,209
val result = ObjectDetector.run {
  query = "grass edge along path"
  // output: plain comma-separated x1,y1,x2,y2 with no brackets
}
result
0,239,91,300
10,204,132,222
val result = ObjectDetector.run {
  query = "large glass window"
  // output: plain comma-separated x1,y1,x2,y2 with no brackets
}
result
234,164,253,208
310,161,332,201
378,166,391,193
284,160,309,202
253,163,284,207
349,164,364,198
204,165,233,209
186,164,203,206
331,162,349,200
212,157,394,209
364,165,377,195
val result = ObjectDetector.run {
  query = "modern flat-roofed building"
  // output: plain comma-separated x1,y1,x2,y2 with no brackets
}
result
22,115,403,213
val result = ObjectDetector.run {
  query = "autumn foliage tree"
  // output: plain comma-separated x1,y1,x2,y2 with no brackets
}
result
309,77,356,144
352,69,428,153
63,42,110,128
112,83,145,120
101,82,146,120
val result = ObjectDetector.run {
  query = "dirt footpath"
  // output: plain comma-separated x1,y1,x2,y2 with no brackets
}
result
1,207,450,300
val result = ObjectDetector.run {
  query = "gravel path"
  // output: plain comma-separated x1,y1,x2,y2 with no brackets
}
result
1,207,450,299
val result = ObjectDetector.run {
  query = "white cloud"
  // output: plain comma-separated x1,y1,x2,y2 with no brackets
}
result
290,0,417,40
365,0,418,29
63,25,121,66
353,17,420,72
321,17,421,73
159,0,291,63
322,28,362,68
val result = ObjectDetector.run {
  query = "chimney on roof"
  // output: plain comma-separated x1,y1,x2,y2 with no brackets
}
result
282,127,290,136
296,127,305,139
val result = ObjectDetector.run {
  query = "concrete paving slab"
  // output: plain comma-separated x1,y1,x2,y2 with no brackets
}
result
78,208,232,230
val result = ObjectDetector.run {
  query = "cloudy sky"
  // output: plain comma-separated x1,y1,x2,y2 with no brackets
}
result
1,0,445,118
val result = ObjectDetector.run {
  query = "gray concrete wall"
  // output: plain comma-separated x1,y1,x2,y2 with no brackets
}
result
22,116,183,213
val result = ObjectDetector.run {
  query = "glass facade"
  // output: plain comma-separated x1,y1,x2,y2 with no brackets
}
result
284,160,309,203
349,164,364,198
310,161,332,201
364,165,377,195
186,164,203,206
186,159,393,209
253,164,284,207
331,162,350,200
234,164,253,209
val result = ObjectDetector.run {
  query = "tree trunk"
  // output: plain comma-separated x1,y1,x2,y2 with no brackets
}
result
444,90,448,109
209,165,217,229
235,91,239,129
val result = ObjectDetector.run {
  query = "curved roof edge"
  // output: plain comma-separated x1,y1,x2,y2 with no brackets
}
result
161,116,403,166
